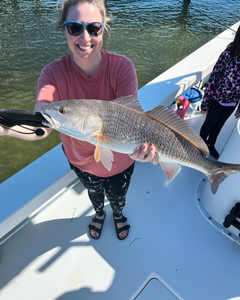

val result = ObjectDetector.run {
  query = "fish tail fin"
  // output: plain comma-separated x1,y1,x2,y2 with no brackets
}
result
207,162,240,194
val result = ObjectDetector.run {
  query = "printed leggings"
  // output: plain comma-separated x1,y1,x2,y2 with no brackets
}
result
200,99,236,146
70,163,135,218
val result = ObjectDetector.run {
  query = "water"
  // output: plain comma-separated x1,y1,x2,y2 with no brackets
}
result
0,0,239,183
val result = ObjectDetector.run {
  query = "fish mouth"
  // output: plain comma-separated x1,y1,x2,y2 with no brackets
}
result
41,112,60,128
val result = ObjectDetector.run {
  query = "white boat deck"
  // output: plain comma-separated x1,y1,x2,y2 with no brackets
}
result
1,112,240,300
1,22,240,300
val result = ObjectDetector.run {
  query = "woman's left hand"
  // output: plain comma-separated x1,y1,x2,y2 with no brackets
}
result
129,143,159,165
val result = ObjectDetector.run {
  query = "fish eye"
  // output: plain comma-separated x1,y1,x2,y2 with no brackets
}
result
59,107,66,114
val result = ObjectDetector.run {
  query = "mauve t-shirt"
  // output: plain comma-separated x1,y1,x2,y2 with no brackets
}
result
36,50,138,177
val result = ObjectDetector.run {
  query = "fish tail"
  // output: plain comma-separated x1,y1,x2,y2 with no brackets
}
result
207,162,240,194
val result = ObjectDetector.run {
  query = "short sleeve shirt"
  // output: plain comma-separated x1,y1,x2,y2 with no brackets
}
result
36,50,138,177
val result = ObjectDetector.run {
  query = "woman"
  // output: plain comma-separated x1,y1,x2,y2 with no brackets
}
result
200,25,240,159
0,0,158,240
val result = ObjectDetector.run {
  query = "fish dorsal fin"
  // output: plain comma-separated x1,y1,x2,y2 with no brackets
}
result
146,105,209,157
112,95,144,112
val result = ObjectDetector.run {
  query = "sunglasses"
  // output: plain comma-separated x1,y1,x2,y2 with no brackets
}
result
64,21,104,37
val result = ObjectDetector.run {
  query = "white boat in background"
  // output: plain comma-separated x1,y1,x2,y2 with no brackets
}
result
0,22,240,300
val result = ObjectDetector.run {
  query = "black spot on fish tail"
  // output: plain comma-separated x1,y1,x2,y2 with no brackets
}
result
206,162,240,194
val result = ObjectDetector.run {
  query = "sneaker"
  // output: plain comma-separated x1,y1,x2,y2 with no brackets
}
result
207,144,219,159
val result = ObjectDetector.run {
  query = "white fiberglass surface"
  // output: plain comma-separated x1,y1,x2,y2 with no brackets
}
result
1,135,240,299
1,114,240,300
198,118,240,243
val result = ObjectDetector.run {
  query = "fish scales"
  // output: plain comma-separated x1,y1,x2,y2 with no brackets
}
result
97,101,210,170
41,95,240,194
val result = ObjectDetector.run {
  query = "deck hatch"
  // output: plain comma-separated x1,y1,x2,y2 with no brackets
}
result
130,272,184,300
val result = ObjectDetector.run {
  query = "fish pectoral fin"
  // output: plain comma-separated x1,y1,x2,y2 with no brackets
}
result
94,134,114,171
99,148,114,171
159,161,181,181
94,134,102,163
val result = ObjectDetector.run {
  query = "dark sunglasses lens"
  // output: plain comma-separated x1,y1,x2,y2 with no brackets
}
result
87,23,103,36
66,23,83,36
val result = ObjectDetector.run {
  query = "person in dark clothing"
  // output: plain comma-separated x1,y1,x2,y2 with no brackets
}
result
200,25,240,159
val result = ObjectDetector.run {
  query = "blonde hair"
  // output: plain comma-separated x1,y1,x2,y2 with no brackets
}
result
57,0,112,34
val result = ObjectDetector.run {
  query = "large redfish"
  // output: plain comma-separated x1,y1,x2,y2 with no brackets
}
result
41,95,240,194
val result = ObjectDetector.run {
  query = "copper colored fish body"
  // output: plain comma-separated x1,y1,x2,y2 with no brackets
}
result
41,95,240,194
